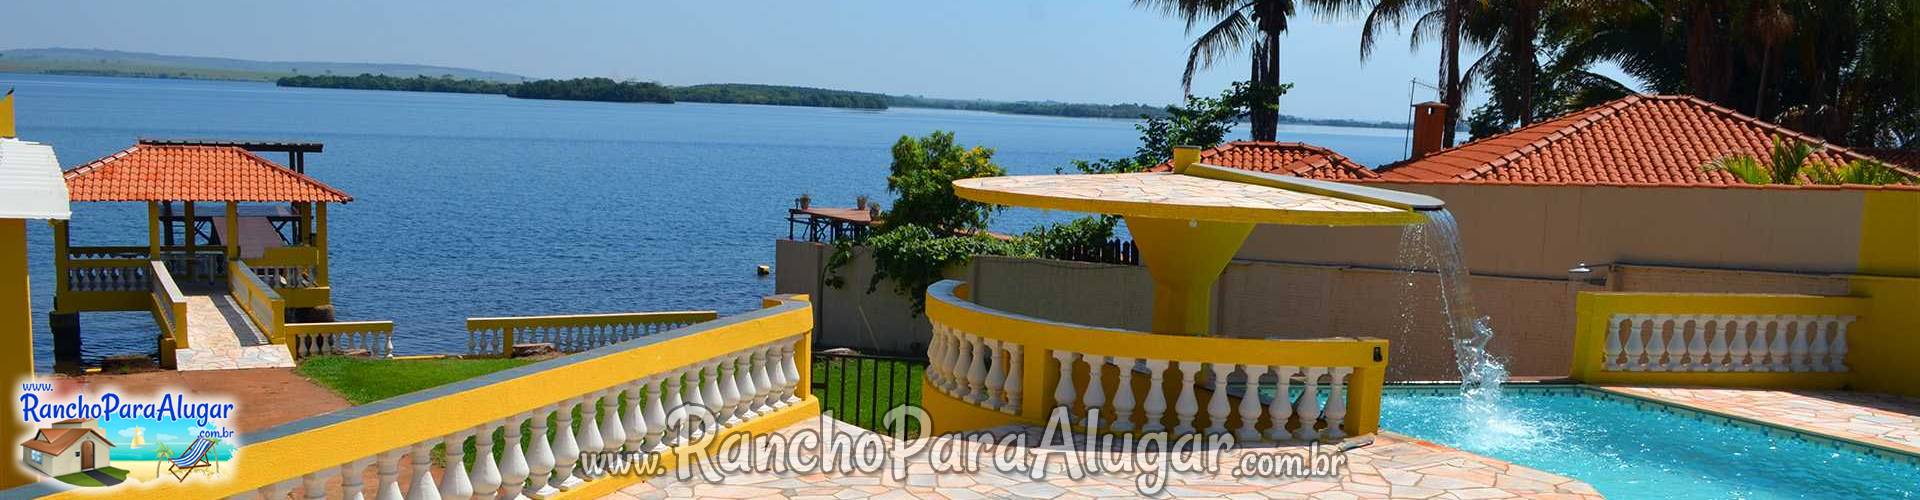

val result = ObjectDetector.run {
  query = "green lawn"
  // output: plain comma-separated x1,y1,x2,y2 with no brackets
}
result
295,356,537,405
54,467,127,487
811,355,924,434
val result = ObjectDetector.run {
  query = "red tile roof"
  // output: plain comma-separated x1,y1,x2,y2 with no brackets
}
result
1373,95,1919,187
21,427,110,454
64,144,352,203
1858,148,1920,172
1149,141,1379,180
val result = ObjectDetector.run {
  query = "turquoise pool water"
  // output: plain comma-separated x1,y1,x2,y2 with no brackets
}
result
1379,387,1920,499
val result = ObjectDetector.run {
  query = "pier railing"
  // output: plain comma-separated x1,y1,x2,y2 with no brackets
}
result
1571,292,1870,389
924,280,1388,439
286,321,397,359
19,295,818,499
149,261,190,367
230,260,286,342
466,311,718,357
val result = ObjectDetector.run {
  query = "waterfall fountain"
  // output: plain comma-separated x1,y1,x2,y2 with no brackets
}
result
1399,209,1514,439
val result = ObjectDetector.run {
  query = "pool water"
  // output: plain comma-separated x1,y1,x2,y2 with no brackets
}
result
1379,387,1920,499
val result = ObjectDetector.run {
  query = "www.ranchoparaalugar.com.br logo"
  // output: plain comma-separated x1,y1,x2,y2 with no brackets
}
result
15,381,240,489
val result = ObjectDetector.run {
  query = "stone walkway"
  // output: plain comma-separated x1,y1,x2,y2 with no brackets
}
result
613,419,1600,499
174,289,295,371
1602,386,1920,456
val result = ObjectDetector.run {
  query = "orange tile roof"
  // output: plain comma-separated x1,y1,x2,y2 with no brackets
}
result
1858,148,1920,172
1149,141,1379,180
20,427,110,454
64,144,352,203
1373,95,1919,187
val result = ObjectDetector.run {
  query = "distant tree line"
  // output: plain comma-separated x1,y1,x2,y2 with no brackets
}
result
675,84,888,109
505,77,672,103
278,74,512,94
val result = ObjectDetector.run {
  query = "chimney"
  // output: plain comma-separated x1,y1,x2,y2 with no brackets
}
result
1410,101,1448,160
1171,145,1201,174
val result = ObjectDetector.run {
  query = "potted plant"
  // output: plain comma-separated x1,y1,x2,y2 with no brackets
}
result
797,193,812,210
856,194,870,210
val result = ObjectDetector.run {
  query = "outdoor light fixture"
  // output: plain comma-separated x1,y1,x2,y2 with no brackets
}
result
1568,262,1610,286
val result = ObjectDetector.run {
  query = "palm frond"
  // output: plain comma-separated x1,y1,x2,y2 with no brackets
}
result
1704,154,1773,184
1183,10,1254,92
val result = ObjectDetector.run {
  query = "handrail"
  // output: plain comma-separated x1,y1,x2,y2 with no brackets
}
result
1570,292,1869,389
148,261,190,352
466,310,719,357
286,321,396,359
924,279,1388,439
19,295,817,499
245,246,321,288
229,260,286,343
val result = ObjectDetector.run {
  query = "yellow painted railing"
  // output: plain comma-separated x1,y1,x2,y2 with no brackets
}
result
29,295,818,499
286,321,397,359
229,260,286,343
246,245,322,288
1571,292,1871,389
924,280,1389,440
466,311,719,357
148,261,190,367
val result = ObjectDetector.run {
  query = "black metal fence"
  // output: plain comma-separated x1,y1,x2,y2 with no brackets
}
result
810,350,926,434
1056,239,1141,265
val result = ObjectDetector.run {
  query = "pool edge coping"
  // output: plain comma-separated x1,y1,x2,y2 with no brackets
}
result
1587,385,1920,464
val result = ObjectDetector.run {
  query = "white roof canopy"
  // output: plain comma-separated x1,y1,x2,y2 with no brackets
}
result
0,138,72,220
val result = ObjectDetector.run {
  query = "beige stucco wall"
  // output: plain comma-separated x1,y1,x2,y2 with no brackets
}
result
774,240,937,355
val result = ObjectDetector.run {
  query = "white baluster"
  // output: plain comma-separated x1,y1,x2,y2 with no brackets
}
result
1293,367,1326,441
1141,359,1170,432
927,326,948,387
1051,350,1079,412
1732,316,1755,372
302,469,335,500
1172,361,1201,434
1266,366,1296,441
599,389,628,460
1323,368,1351,439
1081,354,1108,426
1707,319,1729,372
406,440,440,500
623,382,646,453
1603,316,1624,370
1623,316,1645,372
266,479,300,500
499,414,531,500
953,334,978,399
1768,316,1790,372
717,357,744,425
1109,356,1138,432
966,336,991,405
1686,317,1709,371
1204,363,1233,434
575,394,605,481
660,371,688,445
750,345,776,415
1002,344,1024,415
342,458,376,500
983,339,1008,411
470,424,502,500
641,376,667,451
1790,318,1813,372
550,399,581,491
1832,317,1852,371
375,449,405,500
781,339,803,404
1235,364,1266,441
1808,317,1831,372
699,362,726,434
1646,317,1670,372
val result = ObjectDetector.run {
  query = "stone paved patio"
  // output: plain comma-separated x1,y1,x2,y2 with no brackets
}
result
1602,386,1920,456
612,419,1600,499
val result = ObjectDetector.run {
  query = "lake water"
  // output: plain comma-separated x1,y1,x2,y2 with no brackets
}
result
5,74,1419,370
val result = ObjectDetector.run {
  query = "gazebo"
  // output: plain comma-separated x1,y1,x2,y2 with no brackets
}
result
49,139,351,368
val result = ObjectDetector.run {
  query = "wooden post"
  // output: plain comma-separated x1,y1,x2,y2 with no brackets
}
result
502,327,516,358
315,202,329,286
147,201,162,259
52,219,69,295
224,201,240,261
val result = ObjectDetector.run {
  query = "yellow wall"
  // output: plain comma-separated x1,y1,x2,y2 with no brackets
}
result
0,219,34,489
1849,191,1920,397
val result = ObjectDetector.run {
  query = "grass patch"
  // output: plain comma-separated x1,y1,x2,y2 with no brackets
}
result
811,355,924,435
295,356,537,405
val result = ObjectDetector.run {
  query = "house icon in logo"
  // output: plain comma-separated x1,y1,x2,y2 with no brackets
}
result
19,418,115,478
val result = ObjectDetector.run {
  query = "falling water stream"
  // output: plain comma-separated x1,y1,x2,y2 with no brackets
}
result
1398,209,1521,446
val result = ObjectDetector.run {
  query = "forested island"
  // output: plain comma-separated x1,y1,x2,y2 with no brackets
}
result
275,73,1416,129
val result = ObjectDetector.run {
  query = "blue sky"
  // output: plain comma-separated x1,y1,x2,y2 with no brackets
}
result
0,0,1600,122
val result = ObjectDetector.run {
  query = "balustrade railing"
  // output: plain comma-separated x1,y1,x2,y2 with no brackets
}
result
1572,292,1871,388
246,246,322,288
286,321,397,359
17,295,816,499
925,280,1388,440
158,251,227,284
467,311,719,357
65,258,150,292
230,260,286,342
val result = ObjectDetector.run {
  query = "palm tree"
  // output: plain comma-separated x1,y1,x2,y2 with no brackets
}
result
1338,0,1471,146
1135,0,1307,141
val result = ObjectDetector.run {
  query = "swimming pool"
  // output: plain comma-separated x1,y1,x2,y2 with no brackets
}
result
1378,386,1920,499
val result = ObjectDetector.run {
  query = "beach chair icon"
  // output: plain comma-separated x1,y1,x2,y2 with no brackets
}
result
166,437,219,481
